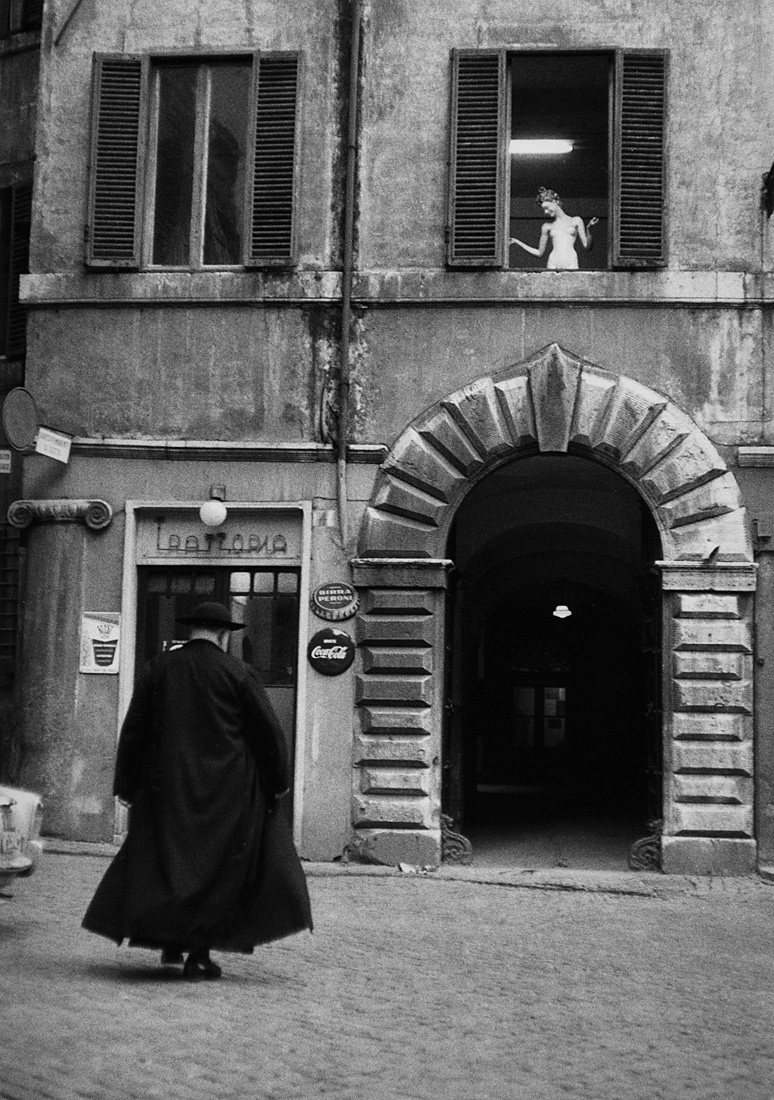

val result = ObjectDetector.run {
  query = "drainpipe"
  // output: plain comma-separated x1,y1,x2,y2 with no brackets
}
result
337,0,362,547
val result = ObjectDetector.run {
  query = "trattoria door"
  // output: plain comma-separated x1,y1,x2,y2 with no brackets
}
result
136,566,300,784
126,504,309,828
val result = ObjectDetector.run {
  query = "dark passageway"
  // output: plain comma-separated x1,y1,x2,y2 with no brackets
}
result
446,454,662,870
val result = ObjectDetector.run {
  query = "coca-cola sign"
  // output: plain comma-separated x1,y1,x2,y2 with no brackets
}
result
307,628,355,676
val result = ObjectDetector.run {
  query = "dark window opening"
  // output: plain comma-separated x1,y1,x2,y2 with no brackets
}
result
150,61,252,267
509,53,609,271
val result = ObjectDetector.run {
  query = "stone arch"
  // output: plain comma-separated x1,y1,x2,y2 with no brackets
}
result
358,343,753,563
351,345,757,874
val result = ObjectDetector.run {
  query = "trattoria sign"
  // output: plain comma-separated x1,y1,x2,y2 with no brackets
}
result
307,628,355,676
136,510,303,565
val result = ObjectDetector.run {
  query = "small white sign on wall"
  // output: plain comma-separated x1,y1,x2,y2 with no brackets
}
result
79,612,121,675
35,426,72,464
0,450,11,474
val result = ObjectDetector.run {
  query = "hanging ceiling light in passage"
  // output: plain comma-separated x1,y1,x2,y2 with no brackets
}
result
509,139,574,156
552,604,572,619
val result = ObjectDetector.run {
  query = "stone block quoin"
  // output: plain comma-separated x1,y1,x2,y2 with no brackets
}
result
665,579,755,841
348,562,450,865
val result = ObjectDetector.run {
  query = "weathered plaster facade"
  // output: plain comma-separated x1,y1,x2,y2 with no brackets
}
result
6,0,774,874
0,10,40,771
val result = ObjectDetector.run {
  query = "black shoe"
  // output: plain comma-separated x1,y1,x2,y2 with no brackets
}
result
160,948,184,966
183,950,222,980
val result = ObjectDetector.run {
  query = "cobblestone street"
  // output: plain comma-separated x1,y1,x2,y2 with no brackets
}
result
2,851,774,1100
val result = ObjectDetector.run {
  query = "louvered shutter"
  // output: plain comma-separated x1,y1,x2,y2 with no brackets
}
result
86,55,147,269
21,0,44,30
447,49,509,267
6,183,32,359
245,52,300,268
613,50,667,267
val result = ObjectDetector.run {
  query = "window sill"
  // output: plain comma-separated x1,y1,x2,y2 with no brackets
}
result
351,269,771,308
21,270,343,306
19,268,774,309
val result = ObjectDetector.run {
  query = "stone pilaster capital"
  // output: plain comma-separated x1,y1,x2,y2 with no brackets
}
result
350,558,454,589
7,498,113,531
656,561,758,592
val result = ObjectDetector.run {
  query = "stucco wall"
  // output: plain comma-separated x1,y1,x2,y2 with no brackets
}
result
349,304,769,449
22,0,774,449
27,305,324,441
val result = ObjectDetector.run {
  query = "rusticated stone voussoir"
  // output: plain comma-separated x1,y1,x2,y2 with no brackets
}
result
358,344,753,564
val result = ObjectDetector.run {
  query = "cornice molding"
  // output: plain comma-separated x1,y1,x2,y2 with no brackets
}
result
20,269,774,310
69,439,388,463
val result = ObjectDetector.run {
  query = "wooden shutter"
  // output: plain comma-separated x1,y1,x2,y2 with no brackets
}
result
6,183,32,359
613,50,667,267
245,52,300,267
21,0,44,30
447,49,509,267
86,55,147,269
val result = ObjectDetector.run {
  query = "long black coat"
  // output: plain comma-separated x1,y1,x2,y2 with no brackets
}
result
82,639,313,952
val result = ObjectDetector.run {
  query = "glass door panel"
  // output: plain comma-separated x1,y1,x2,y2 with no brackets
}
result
137,566,300,807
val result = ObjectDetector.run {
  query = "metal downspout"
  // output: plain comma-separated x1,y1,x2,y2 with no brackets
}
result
337,0,362,547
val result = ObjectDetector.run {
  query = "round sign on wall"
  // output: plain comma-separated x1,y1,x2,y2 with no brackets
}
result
307,628,356,676
2,387,39,452
310,581,359,622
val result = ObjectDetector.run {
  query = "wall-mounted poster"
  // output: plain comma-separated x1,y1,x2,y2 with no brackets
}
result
79,612,121,674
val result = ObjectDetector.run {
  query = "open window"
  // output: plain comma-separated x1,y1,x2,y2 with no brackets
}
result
86,52,301,270
447,49,667,270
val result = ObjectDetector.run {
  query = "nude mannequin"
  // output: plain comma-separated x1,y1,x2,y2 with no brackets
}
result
510,187,598,270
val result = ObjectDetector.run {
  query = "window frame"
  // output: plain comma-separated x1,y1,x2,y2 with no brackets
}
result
446,46,668,271
85,50,301,272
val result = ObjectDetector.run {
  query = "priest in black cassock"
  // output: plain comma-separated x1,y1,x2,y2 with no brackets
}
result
82,601,313,980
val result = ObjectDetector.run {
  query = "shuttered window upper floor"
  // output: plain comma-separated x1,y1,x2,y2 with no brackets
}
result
447,49,668,270
86,52,301,271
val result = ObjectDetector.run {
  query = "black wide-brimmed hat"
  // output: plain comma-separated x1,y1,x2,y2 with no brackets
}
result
176,601,245,630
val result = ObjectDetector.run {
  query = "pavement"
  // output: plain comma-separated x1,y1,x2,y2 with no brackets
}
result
2,847,774,1100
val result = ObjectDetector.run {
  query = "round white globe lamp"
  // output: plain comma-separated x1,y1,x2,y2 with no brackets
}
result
199,499,228,527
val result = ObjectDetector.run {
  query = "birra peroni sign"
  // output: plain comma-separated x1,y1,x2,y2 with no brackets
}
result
310,581,359,622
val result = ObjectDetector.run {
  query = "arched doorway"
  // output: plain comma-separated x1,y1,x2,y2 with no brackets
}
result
351,345,756,874
445,453,662,869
